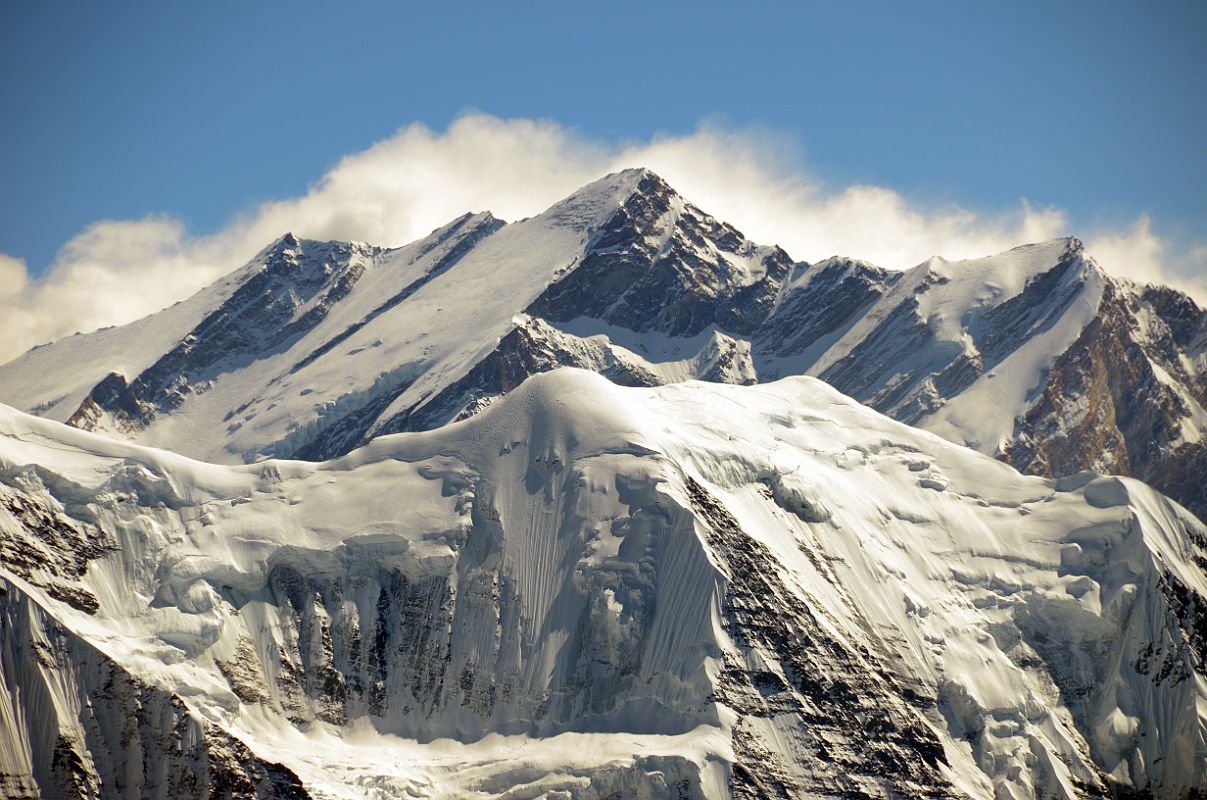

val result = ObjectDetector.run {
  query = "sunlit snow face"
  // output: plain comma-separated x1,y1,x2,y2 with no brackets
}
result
1,364,1205,797
5,113,1201,367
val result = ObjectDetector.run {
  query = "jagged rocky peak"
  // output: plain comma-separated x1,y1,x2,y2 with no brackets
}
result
251,232,368,284
533,166,695,239
1000,259,1207,519
529,167,796,337
268,230,300,251
242,230,371,287
68,233,374,435
1,171,1205,525
1135,281,1207,349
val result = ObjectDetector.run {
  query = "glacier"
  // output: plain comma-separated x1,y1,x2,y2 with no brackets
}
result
0,369,1204,798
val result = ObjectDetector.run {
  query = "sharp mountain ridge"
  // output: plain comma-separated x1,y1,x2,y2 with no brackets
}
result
1,169,1203,523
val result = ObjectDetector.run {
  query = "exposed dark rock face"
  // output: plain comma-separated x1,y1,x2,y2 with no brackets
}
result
212,464,718,745
0,578,309,800
1152,441,1207,523
684,477,957,799
263,562,461,731
1004,281,1207,521
753,258,897,371
369,320,665,441
527,171,794,337
0,474,113,614
69,236,371,433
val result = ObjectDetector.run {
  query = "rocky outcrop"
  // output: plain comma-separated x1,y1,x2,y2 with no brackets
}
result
685,476,955,799
527,171,794,338
0,473,113,615
68,236,373,434
753,257,896,372
0,577,308,800
1004,280,1207,521
367,318,756,445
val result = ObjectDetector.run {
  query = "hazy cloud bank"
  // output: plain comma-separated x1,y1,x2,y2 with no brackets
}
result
2,113,1202,363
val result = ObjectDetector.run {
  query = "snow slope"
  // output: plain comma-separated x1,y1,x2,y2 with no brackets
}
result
1,370,1204,798
0,168,792,466
0,171,661,459
1,170,1204,518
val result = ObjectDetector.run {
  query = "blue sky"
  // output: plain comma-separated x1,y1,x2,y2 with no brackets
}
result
1,1,1204,282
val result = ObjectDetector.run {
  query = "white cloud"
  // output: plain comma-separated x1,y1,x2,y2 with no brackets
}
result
1085,215,1164,286
1,113,1201,364
613,126,1072,268
0,218,241,365
0,253,29,299
1085,216,1207,301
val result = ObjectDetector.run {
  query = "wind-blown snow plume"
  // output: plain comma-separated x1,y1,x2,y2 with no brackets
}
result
0,113,1198,363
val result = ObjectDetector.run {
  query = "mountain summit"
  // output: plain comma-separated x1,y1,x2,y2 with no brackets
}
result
0,171,1205,798
1,171,1204,521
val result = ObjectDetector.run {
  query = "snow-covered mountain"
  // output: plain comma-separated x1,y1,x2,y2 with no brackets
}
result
1,170,1203,523
1,370,1204,798
1,169,1205,797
